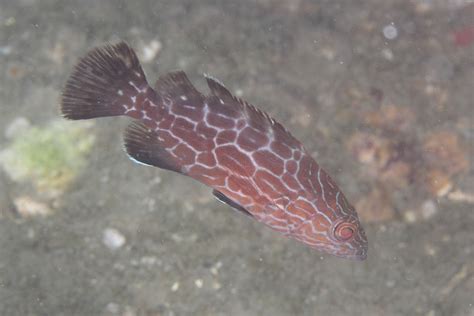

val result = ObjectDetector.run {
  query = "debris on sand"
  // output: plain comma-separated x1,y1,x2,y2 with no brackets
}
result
0,119,95,197
13,196,53,217
102,228,126,250
348,104,470,222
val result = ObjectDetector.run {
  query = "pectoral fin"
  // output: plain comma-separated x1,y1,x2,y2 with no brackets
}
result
212,189,253,218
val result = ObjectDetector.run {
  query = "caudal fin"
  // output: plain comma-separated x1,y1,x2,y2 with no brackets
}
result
61,42,149,120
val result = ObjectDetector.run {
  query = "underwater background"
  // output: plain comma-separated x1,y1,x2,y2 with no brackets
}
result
0,0,473,315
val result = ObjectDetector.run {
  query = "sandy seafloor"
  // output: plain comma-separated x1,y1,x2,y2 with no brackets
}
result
0,0,473,315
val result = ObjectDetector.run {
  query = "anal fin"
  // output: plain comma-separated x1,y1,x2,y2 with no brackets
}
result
212,189,253,218
124,121,182,173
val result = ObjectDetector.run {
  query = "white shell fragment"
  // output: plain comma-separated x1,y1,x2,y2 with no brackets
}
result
102,228,126,250
383,24,398,40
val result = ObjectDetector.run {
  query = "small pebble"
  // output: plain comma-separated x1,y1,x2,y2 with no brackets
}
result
140,256,157,266
425,169,453,197
448,190,474,204
171,282,180,292
140,39,162,63
14,196,52,217
106,302,120,314
210,261,222,275
4,17,16,26
382,48,394,61
102,228,126,250
212,281,221,290
383,24,398,40
425,244,437,256
234,89,243,97
194,279,203,288
0,45,12,56
421,200,437,220
404,211,417,223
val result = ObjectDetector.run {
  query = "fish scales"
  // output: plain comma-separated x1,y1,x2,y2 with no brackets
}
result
61,42,368,260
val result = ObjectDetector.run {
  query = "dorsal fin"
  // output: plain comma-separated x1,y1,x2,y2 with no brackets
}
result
123,121,182,173
212,189,253,218
204,74,233,100
204,74,274,133
154,71,203,101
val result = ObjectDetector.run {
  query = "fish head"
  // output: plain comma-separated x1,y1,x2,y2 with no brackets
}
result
292,187,368,260
326,212,368,260
313,192,368,260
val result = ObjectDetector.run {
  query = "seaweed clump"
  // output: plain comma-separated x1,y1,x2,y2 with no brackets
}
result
0,119,95,196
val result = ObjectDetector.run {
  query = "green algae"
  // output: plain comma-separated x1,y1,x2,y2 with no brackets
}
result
0,120,95,194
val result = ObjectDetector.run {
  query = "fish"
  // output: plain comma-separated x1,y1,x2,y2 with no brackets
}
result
61,42,368,260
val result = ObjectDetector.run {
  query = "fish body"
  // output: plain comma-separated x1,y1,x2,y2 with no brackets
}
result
61,42,368,260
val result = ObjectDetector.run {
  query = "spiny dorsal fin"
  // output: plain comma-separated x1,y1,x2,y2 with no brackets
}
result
212,189,253,218
204,74,276,134
123,121,182,173
154,71,203,101
204,74,233,100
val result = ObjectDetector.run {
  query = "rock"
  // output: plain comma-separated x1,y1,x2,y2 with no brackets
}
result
423,130,469,177
424,168,453,197
138,39,162,63
347,132,414,188
102,228,126,250
403,210,417,223
356,187,396,222
421,200,438,220
13,196,52,217
364,105,416,133
194,278,204,289
447,190,474,204
171,282,180,292
383,24,398,40
347,132,387,165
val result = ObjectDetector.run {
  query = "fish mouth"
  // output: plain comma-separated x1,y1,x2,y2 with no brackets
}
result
308,240,368,261
352,249,368,261
351,240,368,260
333,247,368,261
334,234,368,260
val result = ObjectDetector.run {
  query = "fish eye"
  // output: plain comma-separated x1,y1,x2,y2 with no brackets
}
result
334,221,356,241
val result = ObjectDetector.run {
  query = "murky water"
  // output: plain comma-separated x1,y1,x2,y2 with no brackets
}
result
0,1,473,315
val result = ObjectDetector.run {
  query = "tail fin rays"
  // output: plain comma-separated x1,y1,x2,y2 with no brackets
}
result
61,42,149,120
